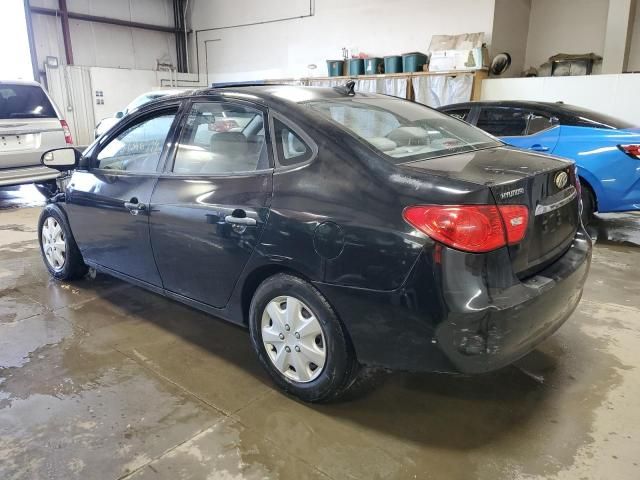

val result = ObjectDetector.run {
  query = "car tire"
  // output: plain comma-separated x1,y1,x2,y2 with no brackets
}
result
38,205,88,281
249,273,359,403
580,185,595,226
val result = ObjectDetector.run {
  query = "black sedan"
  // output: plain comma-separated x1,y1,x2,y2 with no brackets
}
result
38,85,592,402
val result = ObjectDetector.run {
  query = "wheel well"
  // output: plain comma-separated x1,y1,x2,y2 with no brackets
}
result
578,176,597,211
240,265,308,326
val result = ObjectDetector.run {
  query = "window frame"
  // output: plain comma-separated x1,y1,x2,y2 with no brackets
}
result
89,102,183,176
160,97,274,178
269,111,318,171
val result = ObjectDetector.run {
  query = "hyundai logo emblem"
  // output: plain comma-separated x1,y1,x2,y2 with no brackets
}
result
554,171,568,189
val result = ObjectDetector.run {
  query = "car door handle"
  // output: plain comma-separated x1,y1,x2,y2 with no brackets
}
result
224,215,256,226
530,144,549,152
124,199,147,215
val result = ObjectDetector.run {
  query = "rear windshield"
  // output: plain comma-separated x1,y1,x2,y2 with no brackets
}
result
0,84,57,119
307,97,500,163
559,104,634,130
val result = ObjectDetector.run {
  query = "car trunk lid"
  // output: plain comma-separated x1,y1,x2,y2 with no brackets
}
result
401,146,579,276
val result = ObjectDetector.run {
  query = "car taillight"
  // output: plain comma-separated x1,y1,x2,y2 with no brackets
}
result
403,205,529,253
60,120,73,145
618,144,640,159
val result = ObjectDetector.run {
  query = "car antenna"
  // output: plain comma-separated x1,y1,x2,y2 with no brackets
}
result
334,80,356,97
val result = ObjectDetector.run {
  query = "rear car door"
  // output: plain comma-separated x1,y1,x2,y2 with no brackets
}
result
0,82,67,169
64,103,182,286
149,98,273,308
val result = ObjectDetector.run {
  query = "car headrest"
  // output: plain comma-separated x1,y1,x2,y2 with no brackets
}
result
210,132,249,157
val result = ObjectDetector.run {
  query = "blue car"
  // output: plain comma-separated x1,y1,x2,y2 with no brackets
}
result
438,101,640,222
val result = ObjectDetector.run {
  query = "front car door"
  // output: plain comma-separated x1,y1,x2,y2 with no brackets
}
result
64,103,182,286
149,98,273,308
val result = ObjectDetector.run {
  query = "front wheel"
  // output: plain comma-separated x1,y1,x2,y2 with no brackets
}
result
248,273,359,403
38,205,87,280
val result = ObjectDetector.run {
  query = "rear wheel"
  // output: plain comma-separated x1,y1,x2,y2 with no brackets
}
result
249,273,358,403
38,205,87,280
580,184,595,226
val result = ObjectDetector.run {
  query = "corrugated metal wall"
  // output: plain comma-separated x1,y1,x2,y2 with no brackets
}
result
29,0,177,71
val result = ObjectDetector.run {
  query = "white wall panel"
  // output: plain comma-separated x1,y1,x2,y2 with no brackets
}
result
491,0,531,77
189,0,496,83
481,74,640,125
190,0,312,30
627,1,640,71
66,0,173,26
524,0,609,70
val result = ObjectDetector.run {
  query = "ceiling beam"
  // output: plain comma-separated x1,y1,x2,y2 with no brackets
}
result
58,0,73,65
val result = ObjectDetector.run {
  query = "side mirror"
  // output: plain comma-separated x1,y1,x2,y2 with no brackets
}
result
115,111,124,119
41,147,81,171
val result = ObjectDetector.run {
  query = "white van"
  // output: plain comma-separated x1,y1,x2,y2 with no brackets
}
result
0,80,72,189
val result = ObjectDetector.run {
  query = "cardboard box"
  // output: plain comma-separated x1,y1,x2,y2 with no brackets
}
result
428,33,488,71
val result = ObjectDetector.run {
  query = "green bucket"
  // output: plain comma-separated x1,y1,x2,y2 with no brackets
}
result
327,60,344,77
347,58,365,76
364,57,384,75
384,55,402,73
402,52,428,72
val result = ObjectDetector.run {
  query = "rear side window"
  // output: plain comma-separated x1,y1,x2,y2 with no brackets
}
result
445,108,471,121
477,107,527,136
273,118,314,166
527,113,555,135
172,102,268,174
0,84,57,119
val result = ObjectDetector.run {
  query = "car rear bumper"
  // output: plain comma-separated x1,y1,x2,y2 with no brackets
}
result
314,228,592,373
0,166,59,187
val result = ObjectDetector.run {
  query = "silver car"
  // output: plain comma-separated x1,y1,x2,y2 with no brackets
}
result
94,89,188,138
0,80,71,190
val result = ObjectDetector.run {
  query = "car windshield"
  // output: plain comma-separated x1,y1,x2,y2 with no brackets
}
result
307,97,500,163
0,84,57,119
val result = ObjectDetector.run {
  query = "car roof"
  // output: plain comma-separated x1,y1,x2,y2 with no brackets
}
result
438,100,635,130
438,100,573,112
146,84,383,107
0,79,43,87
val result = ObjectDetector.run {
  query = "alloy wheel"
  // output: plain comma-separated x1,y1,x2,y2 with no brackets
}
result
41,216,67,271
261,295,326,383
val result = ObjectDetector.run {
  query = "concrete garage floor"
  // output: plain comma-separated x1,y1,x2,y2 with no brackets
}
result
1,185,639,480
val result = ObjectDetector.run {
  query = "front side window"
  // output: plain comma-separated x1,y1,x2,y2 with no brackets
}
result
476,107,528,137
173,102,267,174
96,110,176,172
307,98,499,163
273,118,314,166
